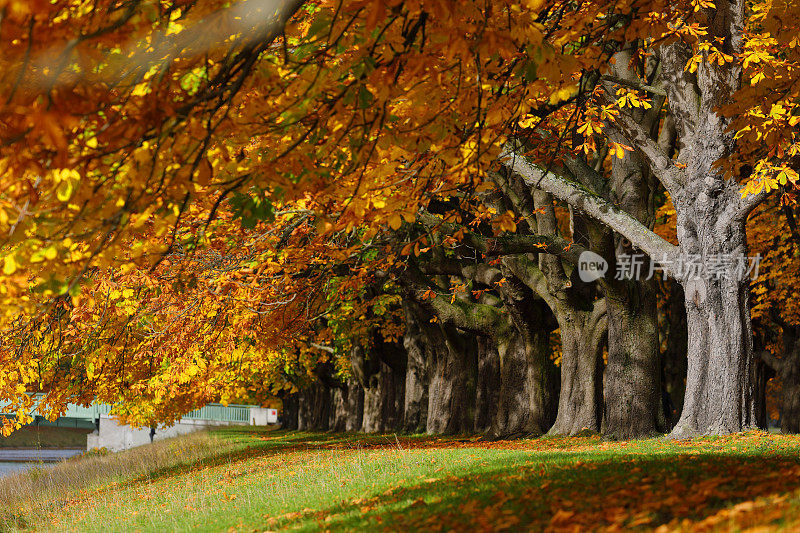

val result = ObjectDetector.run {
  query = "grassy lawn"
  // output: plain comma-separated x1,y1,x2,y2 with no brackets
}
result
3,429,800,532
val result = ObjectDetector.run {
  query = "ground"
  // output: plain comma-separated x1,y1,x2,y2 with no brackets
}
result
3,428,800,532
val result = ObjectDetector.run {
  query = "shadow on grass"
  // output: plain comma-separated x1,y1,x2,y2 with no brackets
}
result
267,448,800,532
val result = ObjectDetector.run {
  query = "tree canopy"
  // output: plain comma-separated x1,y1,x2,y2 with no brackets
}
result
1,0,799,438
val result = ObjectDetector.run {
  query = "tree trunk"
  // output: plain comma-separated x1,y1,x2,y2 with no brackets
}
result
329,387,348,432
548,307,606,435
474,337,500,434
661,280,688,425
362,373,383,433
281,394,299,430
425,324,471,434
386,361,405,430
658,18,762,437
362,362,388,433
492,329,555,436
669,215,758,437
297,381,330,431
404,357,428,433
362,359,404,433
781,357,800,433
603,277,664,439
492,293,557,438
600,55,667,439
761,330,800,433
403,305,429,433
345,380,364,432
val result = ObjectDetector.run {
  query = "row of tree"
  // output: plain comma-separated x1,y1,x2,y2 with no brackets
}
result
0,0,798,439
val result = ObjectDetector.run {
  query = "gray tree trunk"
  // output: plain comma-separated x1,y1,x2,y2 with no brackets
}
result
297,381,330,431
603,281,664,438
665,198,759,437
425,324,471,434
780,356,800,433
492,292,558,437
281,394,299,430
402,304,430,433
362,372,383,433
345,380,364,432
534,191,606,436
548,309,606,435
759,327,800,433
362,360,404,433
474,337,500,433
661,280,688,425
597,49,668,439
329,387,349,432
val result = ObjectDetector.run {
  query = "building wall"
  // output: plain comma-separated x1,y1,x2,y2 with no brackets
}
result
87,415,252,452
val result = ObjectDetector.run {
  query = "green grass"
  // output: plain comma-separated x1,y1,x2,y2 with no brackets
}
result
4,429,800,532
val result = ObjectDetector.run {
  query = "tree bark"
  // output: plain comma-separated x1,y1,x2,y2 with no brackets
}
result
780,355,800,433
759,328,800,433
362,371,384,433
361,359,404,433
281,393,299,430
603,279,664,438
526,191,607,436
599,52,667,439
424,323,472,434
671,217,756,438
329,387,349,432
492,291,558,437
345,380,364,432
661,280,688,425
474,336,500,434
297,380,330,431
548,306,606,435
403,303,430,433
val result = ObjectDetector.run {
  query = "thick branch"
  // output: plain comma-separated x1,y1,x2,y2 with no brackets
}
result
758,350,785,374
500,147,680,262
597,91,685,195
500,255,557,310
737,188,769,221
416,210,585,263
601,75,668,97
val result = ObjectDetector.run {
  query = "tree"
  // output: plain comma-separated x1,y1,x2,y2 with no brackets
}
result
0,0,796,438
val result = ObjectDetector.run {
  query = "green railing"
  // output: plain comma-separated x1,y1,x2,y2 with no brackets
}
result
182,404,252,423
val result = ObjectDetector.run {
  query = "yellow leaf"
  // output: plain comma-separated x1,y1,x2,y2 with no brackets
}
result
388,213,403,230
3,256,17,275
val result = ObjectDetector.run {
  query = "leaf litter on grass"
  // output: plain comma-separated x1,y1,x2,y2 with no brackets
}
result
13,430,800,532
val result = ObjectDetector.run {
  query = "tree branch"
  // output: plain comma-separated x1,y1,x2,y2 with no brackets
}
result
499,146,680,263
758,350,785,374
736,188,769,221
596,91,685,196
416,210,585,263
601,74,667,96
500,255,557,310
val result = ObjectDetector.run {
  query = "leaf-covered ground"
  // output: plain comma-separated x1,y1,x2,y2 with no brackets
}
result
5,429,800,532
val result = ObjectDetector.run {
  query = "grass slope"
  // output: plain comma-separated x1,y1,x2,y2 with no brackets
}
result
3,428,800,532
